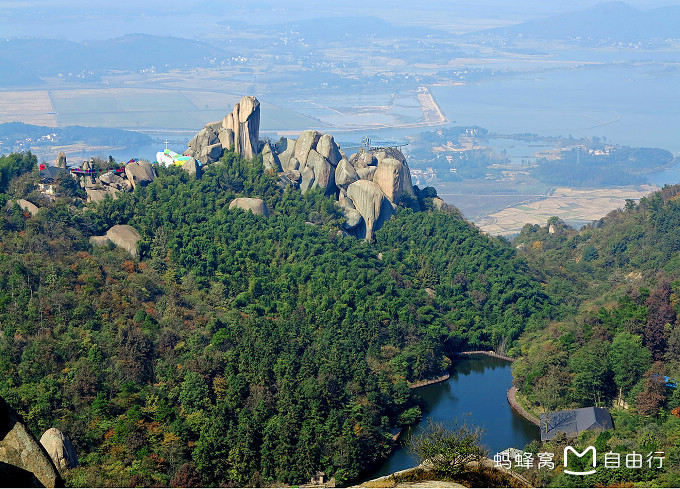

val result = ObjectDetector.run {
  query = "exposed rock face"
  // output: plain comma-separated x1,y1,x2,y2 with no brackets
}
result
85,186,118,204
185,96,260,163
356,166,377,181
0,395,64,488
306,150,334,195
294,130,321,167
262,143,282,172
335,202,363,230
98,172,132,192
106,224,142,259
275,138,297,171
317,134,342,167
300,166,315,193
186,125,222,164
56,152,66,169
373,157,410,204
124,160,156,189
181,158,201,177
14,199,40,216
229,197,269,217
39,428,77,473
346,180,393,240
335,159,358,188
432,197,451,212
237,96,261,159
218,127,234,150
281,169,301,183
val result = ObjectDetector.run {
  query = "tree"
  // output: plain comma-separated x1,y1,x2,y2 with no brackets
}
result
407,419,488,477
636,368,667,416
610,332,651,399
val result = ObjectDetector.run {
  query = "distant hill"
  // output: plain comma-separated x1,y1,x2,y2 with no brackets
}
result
0,122,151,147
477,1,680,41
0,34,230,86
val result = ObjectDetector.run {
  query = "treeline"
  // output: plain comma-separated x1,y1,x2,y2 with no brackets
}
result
0,150,550,487
512,186,680,487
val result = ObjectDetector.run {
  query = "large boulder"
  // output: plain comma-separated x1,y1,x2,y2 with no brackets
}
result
218,128,234,150
275,138,297,171
202,143,224,163
186,124,223,164
335,159,358,188
346,180,394,240
335,202,363,230
13,199,40,217
106,224,142,259
85,186,118,204
124,160,156,189
56,152,66,169
373,157,411,204
261,143,282,172
229,197,269,217
0,395,63,488
306,150,335,195
316,134,342,167
300,166,315,194
356,166,377,181
294,130,321,167
181,158,201,177
98,172,132,192
238,96,260,159
281,169,301,184
39,428,77,473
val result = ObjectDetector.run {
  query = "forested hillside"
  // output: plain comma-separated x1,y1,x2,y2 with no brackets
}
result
512,185,680,487
0,151,550,487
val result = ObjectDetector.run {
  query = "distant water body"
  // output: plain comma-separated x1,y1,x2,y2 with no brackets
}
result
430,64,680,155
360,354,540,482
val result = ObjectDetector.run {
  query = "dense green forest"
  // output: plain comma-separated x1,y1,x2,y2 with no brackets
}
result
0,151,550,486
511,186,680,487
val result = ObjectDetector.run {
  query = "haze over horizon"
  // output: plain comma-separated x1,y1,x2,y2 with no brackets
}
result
3,0,680,40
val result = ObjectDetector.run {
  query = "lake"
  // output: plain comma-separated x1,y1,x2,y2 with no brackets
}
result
361,354,540,482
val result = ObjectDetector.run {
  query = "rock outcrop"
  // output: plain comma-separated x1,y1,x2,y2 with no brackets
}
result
0,395,64,488
229,197,269,217
373,157,413,204
261,143,282,172
185,96,260,163
335,159,358,189
124,160,156,189
85,186,118,204
105,224,142,259
39,428,77,473
346,180,394,240
56,152,66,169
180,96,450,241
13,199,40,217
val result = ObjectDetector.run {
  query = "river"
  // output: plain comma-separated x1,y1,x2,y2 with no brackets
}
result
361,354,540,482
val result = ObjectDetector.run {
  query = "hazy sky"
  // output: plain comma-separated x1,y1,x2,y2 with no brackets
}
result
3,0,680,40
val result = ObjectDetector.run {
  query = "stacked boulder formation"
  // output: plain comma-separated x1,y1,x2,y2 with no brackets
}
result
0,395,64,487
185,95,260,164
80,160,156,204
183,96,434,240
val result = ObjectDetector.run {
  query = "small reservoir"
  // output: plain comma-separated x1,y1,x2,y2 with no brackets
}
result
365,354,540,480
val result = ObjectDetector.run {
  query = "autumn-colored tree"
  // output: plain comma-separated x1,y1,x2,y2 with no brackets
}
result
636,367,667,416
